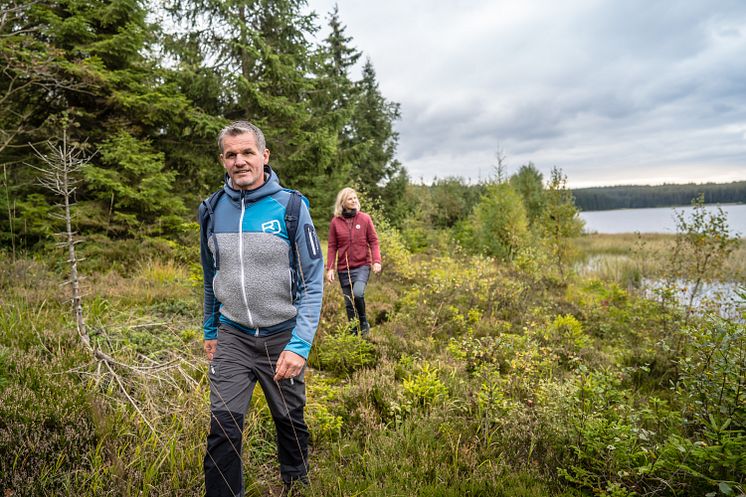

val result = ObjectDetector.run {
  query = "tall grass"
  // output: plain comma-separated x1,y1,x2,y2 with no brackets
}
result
574,233,746,284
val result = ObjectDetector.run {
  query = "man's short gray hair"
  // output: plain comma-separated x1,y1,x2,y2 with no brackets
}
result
217,121,266,153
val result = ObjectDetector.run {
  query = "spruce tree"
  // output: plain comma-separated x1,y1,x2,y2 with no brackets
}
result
1,0,197,247
346,59,404,213
310,5,362,214
163,0,341,220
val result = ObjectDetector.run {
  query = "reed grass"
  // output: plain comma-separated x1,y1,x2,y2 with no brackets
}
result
574,233,746,284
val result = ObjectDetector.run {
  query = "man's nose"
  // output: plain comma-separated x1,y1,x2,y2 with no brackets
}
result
234,153,247,165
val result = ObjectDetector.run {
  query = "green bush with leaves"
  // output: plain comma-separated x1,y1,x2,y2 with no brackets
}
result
541,314,591,365
537,168,585,280
665,195,740,317
648,315,746,491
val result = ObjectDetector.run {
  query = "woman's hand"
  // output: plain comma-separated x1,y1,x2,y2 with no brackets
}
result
372,262,382,274
326,269,336,283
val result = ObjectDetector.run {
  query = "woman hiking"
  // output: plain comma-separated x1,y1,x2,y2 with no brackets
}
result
326,188,382,335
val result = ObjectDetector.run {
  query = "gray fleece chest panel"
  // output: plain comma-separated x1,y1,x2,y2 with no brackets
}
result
209,231,296,329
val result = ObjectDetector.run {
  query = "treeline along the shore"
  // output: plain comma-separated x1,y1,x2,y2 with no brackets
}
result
572,181,746,211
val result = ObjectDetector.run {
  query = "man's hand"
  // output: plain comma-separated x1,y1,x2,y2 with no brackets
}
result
273,350,306,381
372,262,382,274
204,339,217,361
326,269,336,283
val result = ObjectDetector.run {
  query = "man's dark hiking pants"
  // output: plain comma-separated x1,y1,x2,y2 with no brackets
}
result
204,325,309,497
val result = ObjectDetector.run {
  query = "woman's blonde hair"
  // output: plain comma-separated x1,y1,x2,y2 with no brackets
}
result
333,187,357,217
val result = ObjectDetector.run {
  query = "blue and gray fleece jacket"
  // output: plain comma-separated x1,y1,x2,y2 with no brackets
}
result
199,166,324,359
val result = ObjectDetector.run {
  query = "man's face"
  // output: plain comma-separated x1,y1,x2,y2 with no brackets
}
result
220,132,270,190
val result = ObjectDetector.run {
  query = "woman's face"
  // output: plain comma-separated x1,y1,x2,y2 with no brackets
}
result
343,192,359,210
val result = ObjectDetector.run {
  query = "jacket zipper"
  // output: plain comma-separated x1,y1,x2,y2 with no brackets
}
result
238,191,256,333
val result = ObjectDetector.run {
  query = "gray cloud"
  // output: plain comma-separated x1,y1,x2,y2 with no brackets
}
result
308,0,746,186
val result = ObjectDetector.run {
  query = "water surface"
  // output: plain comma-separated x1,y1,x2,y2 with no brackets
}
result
580,204,746,235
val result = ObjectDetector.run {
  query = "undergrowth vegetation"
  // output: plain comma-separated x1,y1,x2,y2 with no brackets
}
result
2,194,744,496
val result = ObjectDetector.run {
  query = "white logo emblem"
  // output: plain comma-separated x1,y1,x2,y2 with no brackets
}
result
356,224,361,229
261,220,282,234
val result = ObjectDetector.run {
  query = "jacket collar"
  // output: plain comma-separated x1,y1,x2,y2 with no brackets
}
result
223,165,282,203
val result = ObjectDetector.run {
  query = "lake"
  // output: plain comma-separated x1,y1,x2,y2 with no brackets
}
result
580,204,746,236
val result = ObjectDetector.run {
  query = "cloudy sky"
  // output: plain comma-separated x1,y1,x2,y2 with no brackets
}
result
305,0,746,187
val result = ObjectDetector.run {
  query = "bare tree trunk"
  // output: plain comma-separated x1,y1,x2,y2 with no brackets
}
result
30,122,93,349
29,116,161,434
62,151,89,349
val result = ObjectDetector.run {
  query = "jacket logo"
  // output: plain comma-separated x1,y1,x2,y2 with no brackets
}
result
261,220,282,234
356,224,361,229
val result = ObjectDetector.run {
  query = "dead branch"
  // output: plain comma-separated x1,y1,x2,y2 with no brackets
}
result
102,359,157,435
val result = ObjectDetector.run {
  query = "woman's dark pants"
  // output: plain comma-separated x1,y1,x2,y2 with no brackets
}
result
338,266,370,334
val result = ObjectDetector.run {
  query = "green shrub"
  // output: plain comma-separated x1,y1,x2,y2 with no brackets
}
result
541,314,591,365
648,315,746,491
466,182,530,260
402,363,448,408
311,325,378,376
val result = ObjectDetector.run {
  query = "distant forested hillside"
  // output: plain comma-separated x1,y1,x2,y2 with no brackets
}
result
573,181,746,211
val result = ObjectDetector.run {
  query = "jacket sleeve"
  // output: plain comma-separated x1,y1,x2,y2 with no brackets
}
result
366,214,382,264
284,201,324,359
326,219,338,271
199,203,220,340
